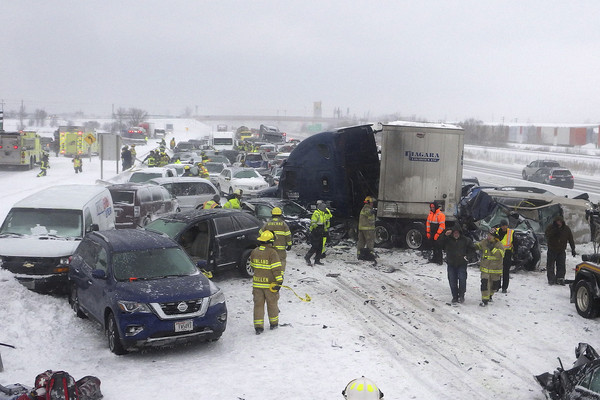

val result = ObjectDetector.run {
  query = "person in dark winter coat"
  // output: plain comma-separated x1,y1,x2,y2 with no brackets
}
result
544,216,576,285
440,227,476,303
121,146,133,170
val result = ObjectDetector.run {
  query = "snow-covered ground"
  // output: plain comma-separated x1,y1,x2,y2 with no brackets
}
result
1,122,599,399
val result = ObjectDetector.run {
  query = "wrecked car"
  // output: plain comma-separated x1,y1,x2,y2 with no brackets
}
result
457,186,541,271
481,186,592,244
535,343,600,399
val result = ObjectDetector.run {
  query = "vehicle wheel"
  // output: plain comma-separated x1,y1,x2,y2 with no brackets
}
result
522,171,528,180
292,229,308,245
575,280,600,319
106,312,128,355
374,222,394,248
404,223,426,250
524,243,541,271
238,249,254,278
29,156,35,170
69,285,86,319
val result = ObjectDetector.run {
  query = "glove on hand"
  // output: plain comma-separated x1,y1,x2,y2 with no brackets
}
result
434,233,439,240
426,233,431,240
286,245,292,251
572,249,577,257
273,284,282,292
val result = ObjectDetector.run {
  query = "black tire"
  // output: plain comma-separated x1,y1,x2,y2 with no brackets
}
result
238,249,254,277
106,312,128,355
574,280,600,319
374,222,394,248
404,223,426,250
524,244,541,271
69,285,86,319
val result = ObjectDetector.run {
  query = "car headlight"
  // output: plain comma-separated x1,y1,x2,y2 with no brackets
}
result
117,300,153,313
209,289,226,307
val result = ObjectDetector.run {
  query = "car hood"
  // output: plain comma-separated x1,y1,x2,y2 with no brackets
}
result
0,237,80,257
115,274,213,302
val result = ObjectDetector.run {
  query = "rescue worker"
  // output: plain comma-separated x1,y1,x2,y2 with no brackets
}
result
121,145,133,170
143,150,157,167
251,230,283,334
223,189,242,209
426,201,446,264
72,154,82,173
545,215,576,285
321,200,333,258
169,137,176,150
203,194,221,209
475,229,505,306
159,138,166,147
342,376,384,400
37,152,49,177
496,219,517,293
357,196,376,261
159,150,170,167
182,165,193,176
304,200,328,266
129,144,137,161
261,207,292,273
197,162,209,178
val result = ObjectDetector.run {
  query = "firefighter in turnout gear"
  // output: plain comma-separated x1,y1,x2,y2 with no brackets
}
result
475,229,505,306
342,376,384,400
304,200,329,266
182,164,193,176
223,189,242,209
37,152,49,177
143,150,157,167
72,154,82,173
203,194,221,209
496,219,517,293
260,207,292,274
357,196,377,261
426,201,446,264
251,230,283,334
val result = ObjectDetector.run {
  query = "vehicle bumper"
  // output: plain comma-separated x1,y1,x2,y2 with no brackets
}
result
1,257,70,293
118,303,228,350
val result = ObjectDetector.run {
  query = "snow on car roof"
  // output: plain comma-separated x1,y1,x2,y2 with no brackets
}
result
14,184,109,209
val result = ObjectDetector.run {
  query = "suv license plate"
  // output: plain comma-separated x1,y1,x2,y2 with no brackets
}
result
174,319,193,332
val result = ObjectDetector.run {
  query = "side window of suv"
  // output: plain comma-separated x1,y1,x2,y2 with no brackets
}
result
95,247,108,272
214,216,235,235
234,213,260,230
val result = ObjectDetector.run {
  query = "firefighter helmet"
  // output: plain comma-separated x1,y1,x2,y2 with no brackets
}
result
271,207,282,216
257,230,275,242
364,196,374,203
342,377,383,400
184,165,191,170
234,189,243,196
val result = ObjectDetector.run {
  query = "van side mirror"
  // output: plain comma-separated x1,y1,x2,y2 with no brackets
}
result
88,223,100,233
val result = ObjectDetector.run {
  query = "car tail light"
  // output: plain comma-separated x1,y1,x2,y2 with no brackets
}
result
134,206,140,217
13,145,18,149
0,145,3,149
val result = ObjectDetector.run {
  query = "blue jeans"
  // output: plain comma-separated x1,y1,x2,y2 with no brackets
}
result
447,263,468,299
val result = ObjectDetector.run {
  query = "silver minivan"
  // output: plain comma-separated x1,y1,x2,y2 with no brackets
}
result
149,177,219,210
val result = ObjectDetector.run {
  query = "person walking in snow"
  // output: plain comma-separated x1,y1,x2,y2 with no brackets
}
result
545,215,576,285
475,229,504,306
37,152,49,177
72,154,82,173
426,201,446,264
251,230,283,334
261,207,292,274
304,200,329,266
496,219,517,293
440,226,475,304
357,196,377,261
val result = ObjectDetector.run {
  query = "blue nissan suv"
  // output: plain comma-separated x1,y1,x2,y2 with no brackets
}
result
68,229,227,354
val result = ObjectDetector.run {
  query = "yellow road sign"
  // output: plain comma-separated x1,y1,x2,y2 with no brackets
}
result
85,133,96,145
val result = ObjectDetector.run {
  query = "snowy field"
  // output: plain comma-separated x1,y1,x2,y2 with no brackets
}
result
1,121,599,399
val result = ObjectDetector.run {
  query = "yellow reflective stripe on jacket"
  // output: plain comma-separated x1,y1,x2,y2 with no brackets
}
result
480,266,503,274
496,228,514,250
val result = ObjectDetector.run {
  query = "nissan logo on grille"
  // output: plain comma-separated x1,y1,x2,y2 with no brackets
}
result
176,302,189,312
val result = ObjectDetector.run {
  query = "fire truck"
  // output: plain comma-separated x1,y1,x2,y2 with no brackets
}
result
59,126,97,157
0,130,43,169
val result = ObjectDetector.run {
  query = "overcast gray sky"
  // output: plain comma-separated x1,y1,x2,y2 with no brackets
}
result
1,1,600,123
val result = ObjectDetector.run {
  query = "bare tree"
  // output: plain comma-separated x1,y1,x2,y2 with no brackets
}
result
84,120,100,131
17,103,27,131
33,109,48,126
127,108,148,126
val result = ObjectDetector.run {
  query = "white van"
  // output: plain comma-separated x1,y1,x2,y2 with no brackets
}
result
0,184,115,292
